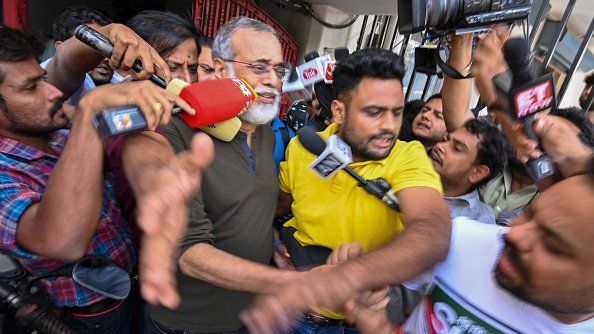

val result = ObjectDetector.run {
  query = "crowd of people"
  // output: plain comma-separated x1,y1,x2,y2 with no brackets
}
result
0,5,593,334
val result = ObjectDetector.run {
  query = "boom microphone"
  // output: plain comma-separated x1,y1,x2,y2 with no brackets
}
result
297,126,400,210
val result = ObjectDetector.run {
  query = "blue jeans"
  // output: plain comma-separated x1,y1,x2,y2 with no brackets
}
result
145,317,249,334
292,317,359,334
59,298,132,334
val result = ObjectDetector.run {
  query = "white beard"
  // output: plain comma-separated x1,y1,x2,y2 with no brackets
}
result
238,93,280,125
227,64,280,125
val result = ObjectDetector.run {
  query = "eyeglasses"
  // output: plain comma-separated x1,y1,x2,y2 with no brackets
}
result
223,59,290,81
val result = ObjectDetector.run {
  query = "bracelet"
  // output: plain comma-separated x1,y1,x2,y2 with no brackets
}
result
462,59,473,72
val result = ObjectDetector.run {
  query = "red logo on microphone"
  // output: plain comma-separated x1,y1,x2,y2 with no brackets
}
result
325,62,336,81
302,67,319,80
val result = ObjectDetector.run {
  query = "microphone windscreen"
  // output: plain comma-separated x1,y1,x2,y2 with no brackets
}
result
199,117,241,142
334,48,350,62
503,38,532,84
179,78,258,128
304,51,320,62
298,126,326,155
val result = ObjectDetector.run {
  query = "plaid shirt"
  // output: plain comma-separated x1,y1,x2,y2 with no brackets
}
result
0,130,135,307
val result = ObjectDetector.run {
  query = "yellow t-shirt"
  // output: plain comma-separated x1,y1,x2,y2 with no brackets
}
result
280,123,443,253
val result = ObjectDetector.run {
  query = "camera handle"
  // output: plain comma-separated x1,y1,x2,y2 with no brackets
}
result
0,281,75,334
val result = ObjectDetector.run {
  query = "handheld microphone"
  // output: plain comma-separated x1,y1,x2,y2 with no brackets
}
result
75,24,250,141
297,126,400,210
283,65,313,103
303,52,334,121
93,78,257,138
495,38,556,180
75,24,167,88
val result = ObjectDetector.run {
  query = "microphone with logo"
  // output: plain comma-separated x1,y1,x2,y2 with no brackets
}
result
75,24,246,141
492,37,556,180
284,49,349,119
298,126,400,210
93,78,257,139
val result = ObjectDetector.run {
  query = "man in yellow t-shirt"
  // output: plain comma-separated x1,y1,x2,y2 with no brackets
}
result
275,48,450,333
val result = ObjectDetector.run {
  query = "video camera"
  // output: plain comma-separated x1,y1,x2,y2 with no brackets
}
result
0,254,75,334
398,0,532,36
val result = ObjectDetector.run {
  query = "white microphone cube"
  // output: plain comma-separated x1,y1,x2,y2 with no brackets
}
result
309,135,352,179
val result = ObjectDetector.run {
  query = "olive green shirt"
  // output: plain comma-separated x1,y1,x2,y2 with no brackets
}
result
150,116,278,332
479,166,538,225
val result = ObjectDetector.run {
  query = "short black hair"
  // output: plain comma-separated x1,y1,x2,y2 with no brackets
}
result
199,35,213,48
463,118,509,188
585,72,594,87
399,99,425,141
425,93,442,104
550,107,594,150
53,6,112,42
0,26,45,111
332,48,405,102
127,10,201,59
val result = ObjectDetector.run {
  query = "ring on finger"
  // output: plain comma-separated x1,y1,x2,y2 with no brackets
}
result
153,102,163,113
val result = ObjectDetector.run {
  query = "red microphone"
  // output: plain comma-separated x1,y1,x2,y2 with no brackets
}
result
93,78,257,139
174,78,258,127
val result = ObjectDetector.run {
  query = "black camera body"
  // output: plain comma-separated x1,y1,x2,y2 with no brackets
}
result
398,0,532,36
0,254,74,334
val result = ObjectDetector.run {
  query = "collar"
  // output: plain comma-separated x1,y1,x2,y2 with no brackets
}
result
0,130,67,161
319,123,391,167
270,117,286,130
444,189,482,208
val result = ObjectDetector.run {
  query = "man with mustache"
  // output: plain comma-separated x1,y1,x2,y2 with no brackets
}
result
148,17,300,334
409,94,447,151
0,23,206,332
429,119,508,224
343,157,594,333
274,47,449,333
47,6,119,104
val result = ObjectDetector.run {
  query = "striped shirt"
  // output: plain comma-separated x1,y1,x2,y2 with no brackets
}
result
0,130,135,307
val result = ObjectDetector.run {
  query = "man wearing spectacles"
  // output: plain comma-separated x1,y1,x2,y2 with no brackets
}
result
148,16,300,334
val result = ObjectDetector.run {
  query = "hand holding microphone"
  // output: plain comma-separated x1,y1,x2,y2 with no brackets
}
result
79,80,195,132
75,25,257,140
75,24,170,83
491,37,556,181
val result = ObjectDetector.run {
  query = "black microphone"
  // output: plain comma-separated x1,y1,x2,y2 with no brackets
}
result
502,37,556,180
297,126,400,210
75,24,167,88
304,51,334,121
334,47,350,63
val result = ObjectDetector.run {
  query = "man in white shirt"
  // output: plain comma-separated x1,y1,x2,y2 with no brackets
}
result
342,167,594,334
